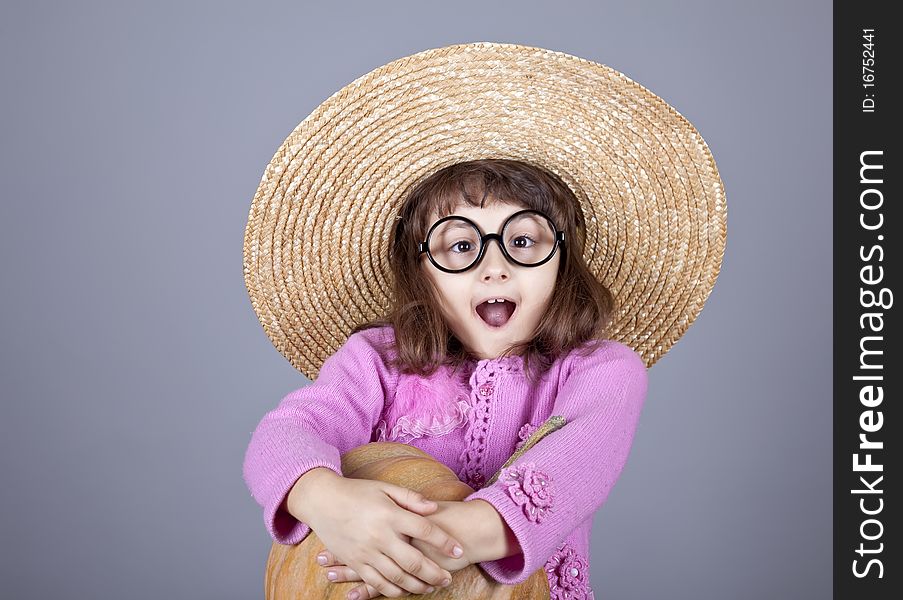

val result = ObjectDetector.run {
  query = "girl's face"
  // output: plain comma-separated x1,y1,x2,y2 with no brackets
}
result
421,198,560,359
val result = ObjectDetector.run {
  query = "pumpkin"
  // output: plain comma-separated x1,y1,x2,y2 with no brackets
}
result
264,441,551,599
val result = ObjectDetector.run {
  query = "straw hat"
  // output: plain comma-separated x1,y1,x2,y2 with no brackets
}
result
243,42,726,380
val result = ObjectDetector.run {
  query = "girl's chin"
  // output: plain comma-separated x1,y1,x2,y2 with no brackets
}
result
460,327,518,356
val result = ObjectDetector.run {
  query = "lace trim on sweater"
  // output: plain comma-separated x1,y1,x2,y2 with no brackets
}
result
457,355,524,489
375,364,471,444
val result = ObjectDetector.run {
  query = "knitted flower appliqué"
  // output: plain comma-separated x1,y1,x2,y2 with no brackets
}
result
515,422,539,451
545,542,590,600
499,462,554,523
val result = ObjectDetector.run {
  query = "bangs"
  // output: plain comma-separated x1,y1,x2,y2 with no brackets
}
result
411,161,570,238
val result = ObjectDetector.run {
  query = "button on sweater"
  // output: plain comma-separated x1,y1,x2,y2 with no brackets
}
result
243,324,648,598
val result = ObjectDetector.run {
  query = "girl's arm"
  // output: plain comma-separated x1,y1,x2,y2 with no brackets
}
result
242,326,398,545
458,499,521,562
406,499,520,568
461,340,648,584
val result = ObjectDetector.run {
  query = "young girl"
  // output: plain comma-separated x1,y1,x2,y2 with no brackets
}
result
242,42,725,600
244,159,648,600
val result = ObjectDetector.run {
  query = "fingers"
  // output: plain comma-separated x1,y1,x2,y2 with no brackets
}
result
318,548,450,591
382,537,453,590
349,547,448,597
396,512,464,560
356,551,438,596
353,562,407,598
349,582,400,599
380,485,463,559
319,548,450,597
324,565,359,583
382,484,439,515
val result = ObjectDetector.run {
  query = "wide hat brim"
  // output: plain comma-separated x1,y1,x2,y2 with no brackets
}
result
244,42,726,380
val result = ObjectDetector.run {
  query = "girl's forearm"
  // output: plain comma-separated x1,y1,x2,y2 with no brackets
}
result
460,499,521,563
285,467,341,524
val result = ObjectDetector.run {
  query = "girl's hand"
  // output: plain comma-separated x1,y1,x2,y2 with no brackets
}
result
296,475,462,598
317,543,471,599
317,501,476,599
317,548,422,599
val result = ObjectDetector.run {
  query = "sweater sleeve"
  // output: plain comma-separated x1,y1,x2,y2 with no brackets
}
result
463,340,648,584
242,326,397,545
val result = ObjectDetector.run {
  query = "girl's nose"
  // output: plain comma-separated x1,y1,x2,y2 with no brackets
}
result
479,240,510,281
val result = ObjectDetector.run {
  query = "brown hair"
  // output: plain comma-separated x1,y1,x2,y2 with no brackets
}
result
351,158,616,386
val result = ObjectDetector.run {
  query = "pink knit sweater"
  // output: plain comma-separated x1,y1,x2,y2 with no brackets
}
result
243,325,648,599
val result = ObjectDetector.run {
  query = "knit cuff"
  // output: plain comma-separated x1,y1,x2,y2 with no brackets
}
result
265,462,343,545
463,473,558,585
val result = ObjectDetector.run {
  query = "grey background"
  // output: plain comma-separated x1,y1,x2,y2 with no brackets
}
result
0,1,831,598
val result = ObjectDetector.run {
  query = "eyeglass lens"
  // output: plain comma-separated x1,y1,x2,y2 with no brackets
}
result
427,213,557,271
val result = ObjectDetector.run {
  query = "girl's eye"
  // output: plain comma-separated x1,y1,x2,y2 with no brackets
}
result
450,240,475,253
511,235,536,248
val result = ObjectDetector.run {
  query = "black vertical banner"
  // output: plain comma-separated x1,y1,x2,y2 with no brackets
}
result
834,2,899,597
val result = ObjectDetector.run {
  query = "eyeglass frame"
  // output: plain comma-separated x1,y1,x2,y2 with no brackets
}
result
417,209,566,274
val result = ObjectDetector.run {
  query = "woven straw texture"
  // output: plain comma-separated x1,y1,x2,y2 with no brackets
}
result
244,42,726,380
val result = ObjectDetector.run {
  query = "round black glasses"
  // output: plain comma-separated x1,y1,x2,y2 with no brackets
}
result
418,209,565,274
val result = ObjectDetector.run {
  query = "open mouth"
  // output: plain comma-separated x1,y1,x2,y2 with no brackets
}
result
475,298,517,329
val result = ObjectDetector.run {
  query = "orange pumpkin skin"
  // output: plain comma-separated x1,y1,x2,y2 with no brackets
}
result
264,442,551,599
